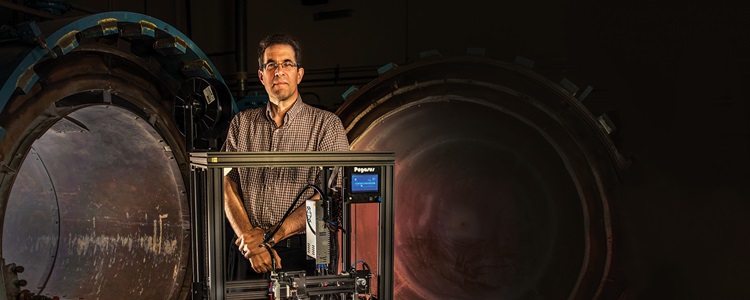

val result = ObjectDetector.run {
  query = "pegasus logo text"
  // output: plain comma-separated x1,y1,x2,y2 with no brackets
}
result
353,167,375,173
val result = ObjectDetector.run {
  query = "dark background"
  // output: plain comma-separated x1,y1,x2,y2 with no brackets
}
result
2,0,748,298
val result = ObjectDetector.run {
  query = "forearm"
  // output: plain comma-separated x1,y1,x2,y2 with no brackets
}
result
268,204,306,243
225,177,282,271
224,176,255,237
268,193,320,243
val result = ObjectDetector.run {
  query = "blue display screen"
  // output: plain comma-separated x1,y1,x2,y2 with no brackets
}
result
351,173,379,193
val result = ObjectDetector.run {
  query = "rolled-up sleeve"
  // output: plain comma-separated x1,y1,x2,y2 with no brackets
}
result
222,114,241,185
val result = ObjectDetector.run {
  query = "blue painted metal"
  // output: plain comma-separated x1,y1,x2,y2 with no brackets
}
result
119,21,156,37
377,62,397,75
55,34,79,55
154,36,187,56
182,60,215,78
17,67,39,94
0,11,237,116
341,85,358,100
16,21,43,39
78,19,120,39
419,49,441,58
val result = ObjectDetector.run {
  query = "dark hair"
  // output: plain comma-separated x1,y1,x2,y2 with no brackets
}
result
257,33,302,69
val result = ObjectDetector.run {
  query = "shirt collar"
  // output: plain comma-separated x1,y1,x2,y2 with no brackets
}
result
265,95,304,126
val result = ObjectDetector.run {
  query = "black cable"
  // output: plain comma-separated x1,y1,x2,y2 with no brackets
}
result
263,183,324,245
328,196,343,274
260,183,331,274
352,260,370,271
262,243,276,272
330,223,338,274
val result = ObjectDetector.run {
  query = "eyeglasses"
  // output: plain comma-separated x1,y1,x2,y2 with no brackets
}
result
261,61,300,72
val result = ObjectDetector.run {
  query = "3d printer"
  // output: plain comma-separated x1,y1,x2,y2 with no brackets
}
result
189,152,395,300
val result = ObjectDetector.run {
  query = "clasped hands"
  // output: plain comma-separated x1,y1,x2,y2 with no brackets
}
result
236,227,282,273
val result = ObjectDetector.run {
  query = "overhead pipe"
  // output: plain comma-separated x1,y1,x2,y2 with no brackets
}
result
234,0,248,98
184,0,192,38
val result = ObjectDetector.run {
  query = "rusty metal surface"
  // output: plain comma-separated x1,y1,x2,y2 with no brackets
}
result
0,46,195,298
0,12,235,299
1,149,59,294
338,57,620,299
350,99,583,299
2,105,187,299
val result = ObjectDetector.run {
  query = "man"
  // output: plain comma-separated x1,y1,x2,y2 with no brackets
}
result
222,33,349,279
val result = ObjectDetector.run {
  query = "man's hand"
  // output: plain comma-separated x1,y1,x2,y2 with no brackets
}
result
247,246,282,273
236,227,282,273
236,227,266,257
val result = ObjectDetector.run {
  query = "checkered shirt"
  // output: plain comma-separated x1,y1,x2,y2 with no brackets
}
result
223,97,350,230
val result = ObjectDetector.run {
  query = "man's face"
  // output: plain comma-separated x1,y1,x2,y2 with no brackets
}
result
258,44,304,103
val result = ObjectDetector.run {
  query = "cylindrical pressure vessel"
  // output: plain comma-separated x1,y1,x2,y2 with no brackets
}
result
0,12,232,299
337,56,628,299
